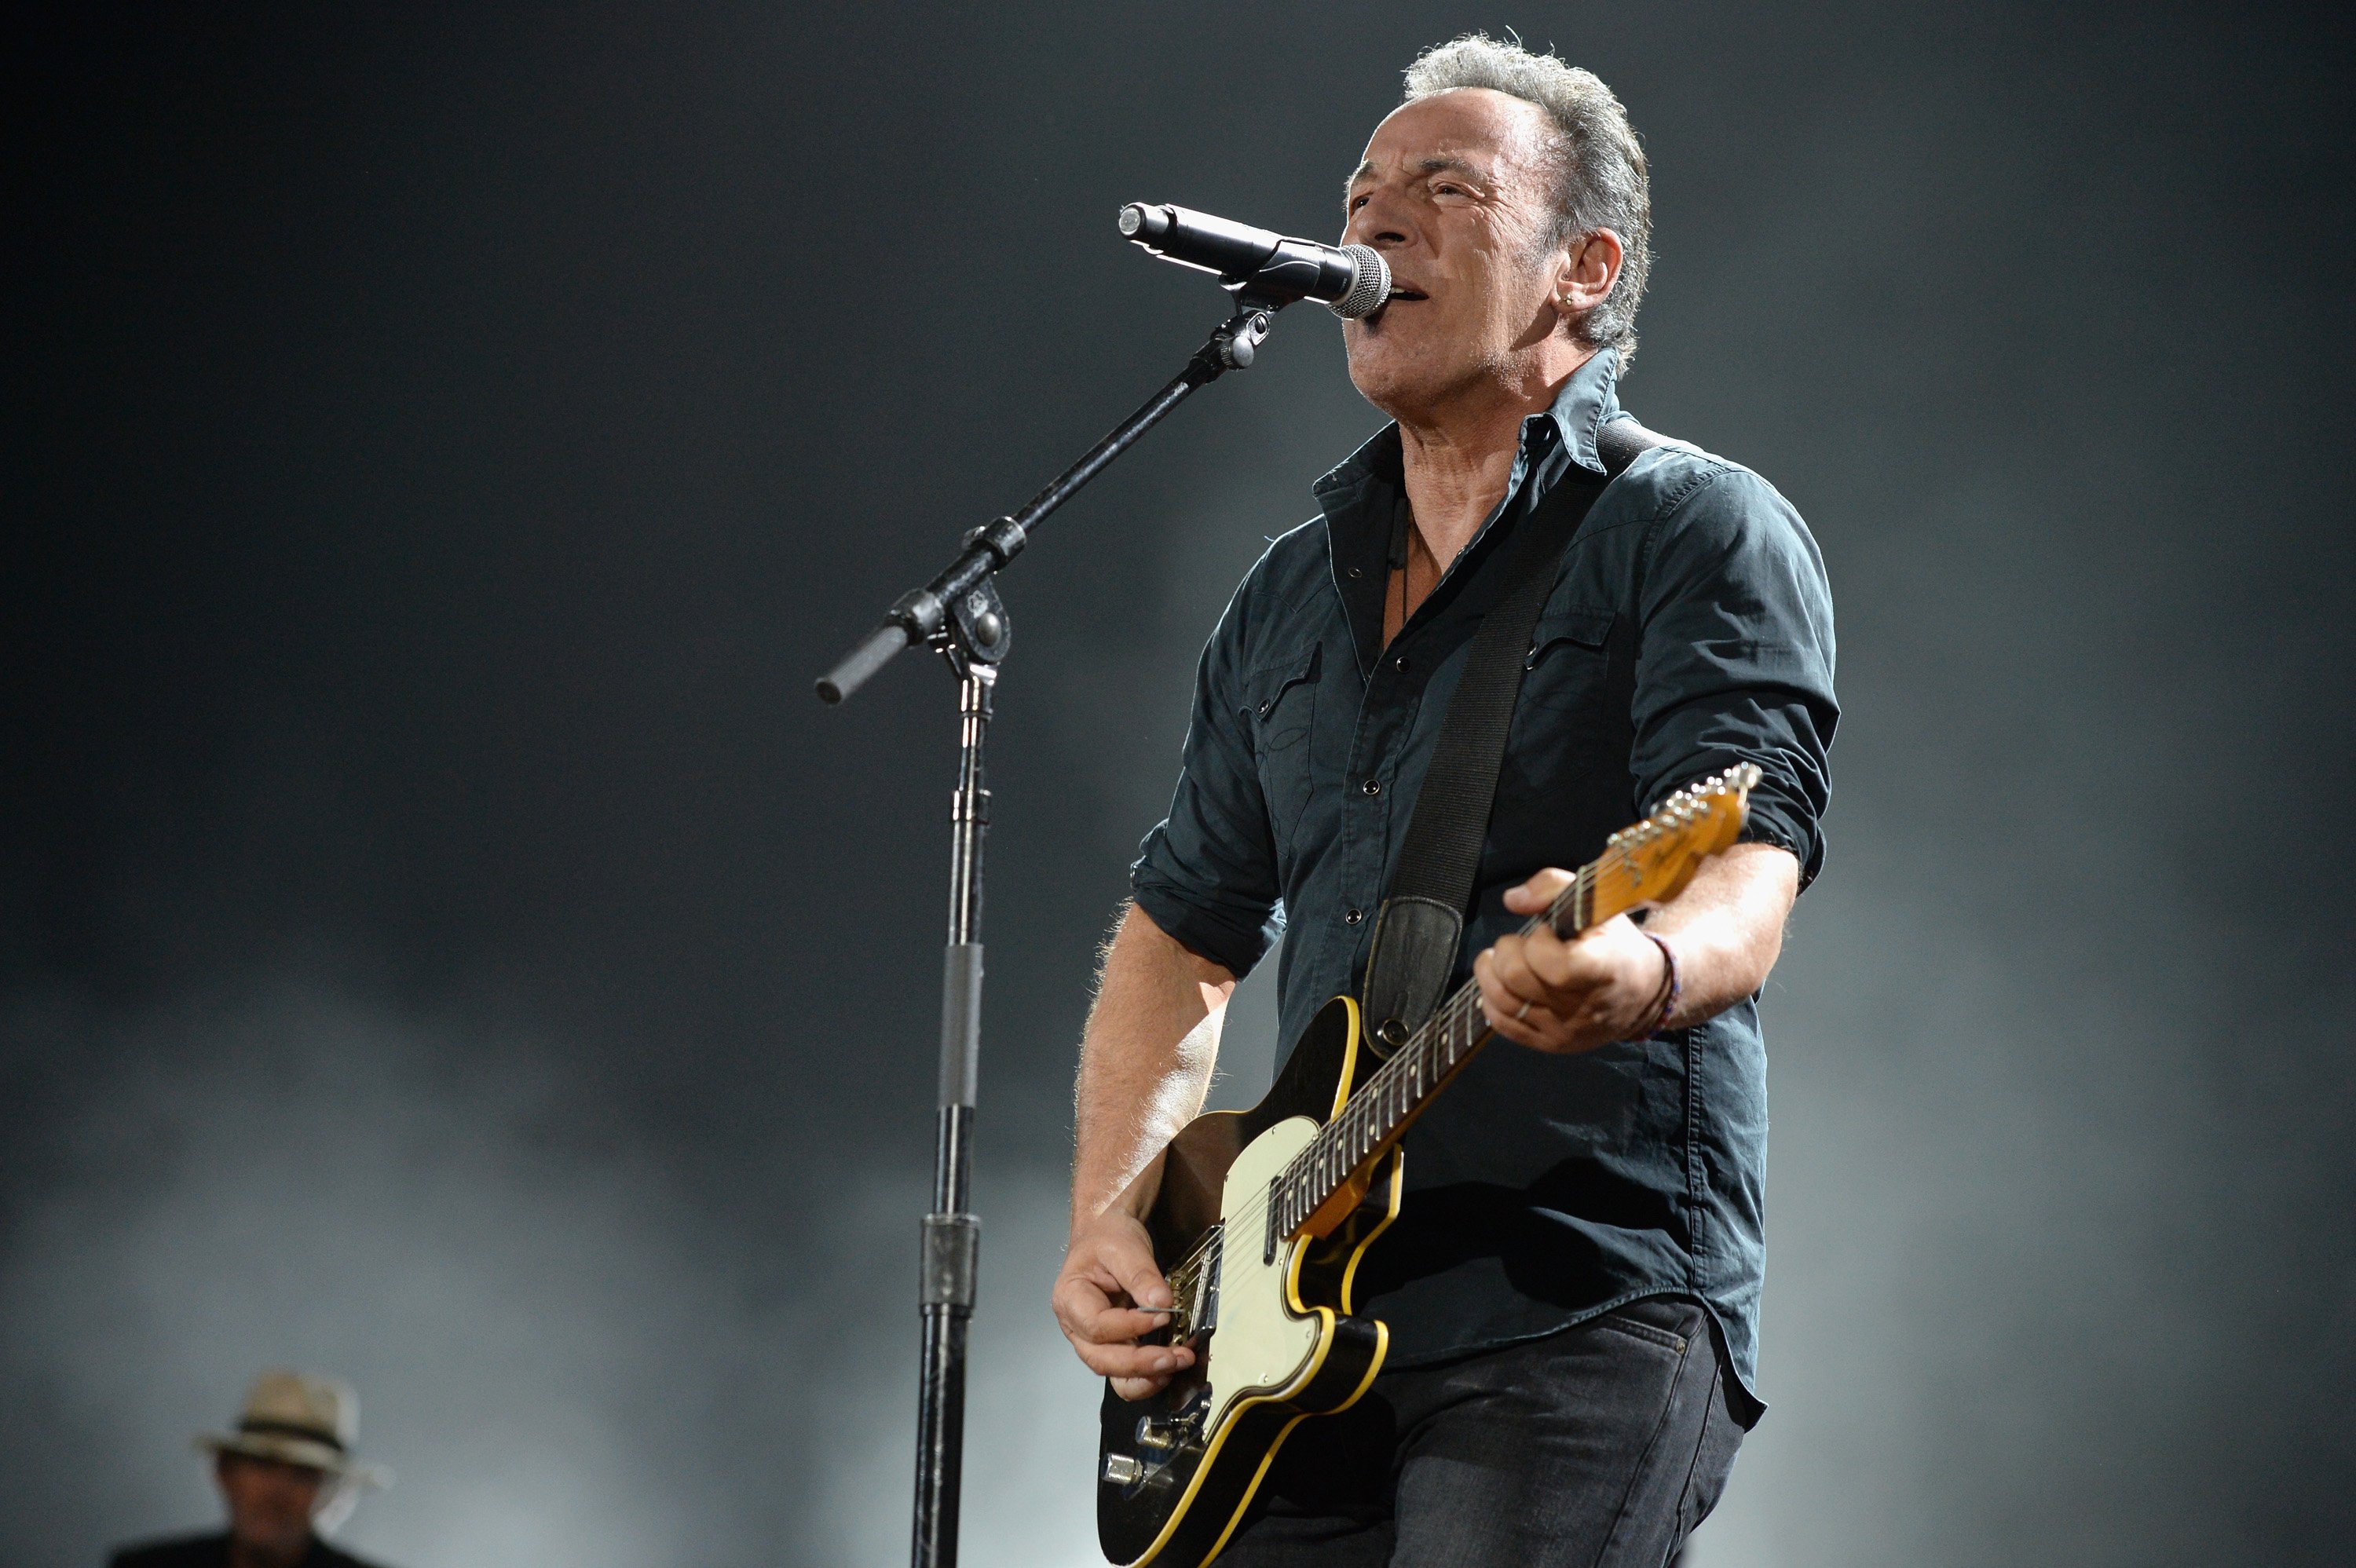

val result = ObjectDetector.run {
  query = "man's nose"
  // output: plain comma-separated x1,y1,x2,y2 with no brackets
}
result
1344,188,1414,250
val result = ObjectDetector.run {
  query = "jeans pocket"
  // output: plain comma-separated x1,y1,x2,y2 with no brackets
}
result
1590,1297,1703,1355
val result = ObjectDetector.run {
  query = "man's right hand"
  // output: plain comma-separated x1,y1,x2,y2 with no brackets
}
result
1052,1207,1197,1400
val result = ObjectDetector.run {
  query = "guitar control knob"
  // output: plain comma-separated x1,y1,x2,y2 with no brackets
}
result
1103,1453,1144,1486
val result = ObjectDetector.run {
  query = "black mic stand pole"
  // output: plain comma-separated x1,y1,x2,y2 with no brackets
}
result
816,294,1287,1568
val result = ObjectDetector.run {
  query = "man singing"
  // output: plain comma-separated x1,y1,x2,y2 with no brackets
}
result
1052,34,1837,1566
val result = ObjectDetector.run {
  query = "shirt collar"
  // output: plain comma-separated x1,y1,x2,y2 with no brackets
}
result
1544,345,1626,477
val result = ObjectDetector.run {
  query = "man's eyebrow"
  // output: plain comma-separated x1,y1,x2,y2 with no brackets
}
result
1343,154,1489,197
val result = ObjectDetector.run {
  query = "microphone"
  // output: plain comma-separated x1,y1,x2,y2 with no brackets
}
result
1118,203,1391,319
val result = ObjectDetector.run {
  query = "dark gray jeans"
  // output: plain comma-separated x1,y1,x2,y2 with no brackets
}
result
1215,1296,1750,1568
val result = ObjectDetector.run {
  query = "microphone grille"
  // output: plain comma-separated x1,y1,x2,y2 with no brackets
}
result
1326,245,1391,320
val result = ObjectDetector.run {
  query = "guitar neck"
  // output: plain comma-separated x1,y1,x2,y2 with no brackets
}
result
1262,763,1757,1255
1264,848,1625,1251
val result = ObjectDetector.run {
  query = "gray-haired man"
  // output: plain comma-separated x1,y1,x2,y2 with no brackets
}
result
1052,35,1837,1565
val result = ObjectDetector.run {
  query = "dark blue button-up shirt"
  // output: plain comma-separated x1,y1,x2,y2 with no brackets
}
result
1129,348,1836,1402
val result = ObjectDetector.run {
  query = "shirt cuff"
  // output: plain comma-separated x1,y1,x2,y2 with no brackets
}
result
1129,868,1283,980
1735,786,1824,891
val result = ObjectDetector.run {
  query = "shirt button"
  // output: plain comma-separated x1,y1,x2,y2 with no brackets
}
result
1344,908,1363,926
1361,778,1381,797
1393,655,1409,671
1257,700,1271,718
1348,566,1364,579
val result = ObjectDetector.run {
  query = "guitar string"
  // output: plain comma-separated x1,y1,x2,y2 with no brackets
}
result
1151,775,1744,1313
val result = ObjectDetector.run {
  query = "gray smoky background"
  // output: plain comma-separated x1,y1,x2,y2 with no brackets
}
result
6,4,2351,1566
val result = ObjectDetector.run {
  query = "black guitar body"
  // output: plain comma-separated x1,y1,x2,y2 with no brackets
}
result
1096,996,1401,1567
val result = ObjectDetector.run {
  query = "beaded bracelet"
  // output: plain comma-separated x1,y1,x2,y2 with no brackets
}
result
1633,929,1682,1039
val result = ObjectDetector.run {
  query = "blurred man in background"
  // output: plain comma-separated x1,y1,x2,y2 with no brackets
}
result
110,1370,393,1568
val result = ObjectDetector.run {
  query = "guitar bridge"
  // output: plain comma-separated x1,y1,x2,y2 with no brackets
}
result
1165,1223,1223,1346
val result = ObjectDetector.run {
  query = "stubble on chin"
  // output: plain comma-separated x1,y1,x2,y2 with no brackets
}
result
1345,330,1489,426
1344,330,1430,422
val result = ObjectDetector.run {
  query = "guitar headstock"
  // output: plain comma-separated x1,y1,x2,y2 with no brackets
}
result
1566,764,1762,932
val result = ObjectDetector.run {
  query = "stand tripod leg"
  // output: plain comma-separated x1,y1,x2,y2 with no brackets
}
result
913,662,993,1568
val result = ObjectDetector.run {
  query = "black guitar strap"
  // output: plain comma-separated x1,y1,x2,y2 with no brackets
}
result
1360,417,1670,1054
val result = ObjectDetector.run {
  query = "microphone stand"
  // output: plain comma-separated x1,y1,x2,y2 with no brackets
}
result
817,291,1289,1568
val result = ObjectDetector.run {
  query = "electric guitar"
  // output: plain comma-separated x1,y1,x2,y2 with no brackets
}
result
1094,764,1762,1567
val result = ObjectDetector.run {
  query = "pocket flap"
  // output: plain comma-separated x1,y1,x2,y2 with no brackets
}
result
1246,642,1323,720
1525,607,1615,668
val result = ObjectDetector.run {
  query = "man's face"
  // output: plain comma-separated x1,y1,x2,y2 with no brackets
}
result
1340,89,1569,419
216,1453,324,1563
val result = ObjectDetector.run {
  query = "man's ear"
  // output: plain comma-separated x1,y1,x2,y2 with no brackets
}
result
1553,229,1626,329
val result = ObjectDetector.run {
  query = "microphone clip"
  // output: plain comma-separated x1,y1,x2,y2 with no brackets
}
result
1204,297,1282,373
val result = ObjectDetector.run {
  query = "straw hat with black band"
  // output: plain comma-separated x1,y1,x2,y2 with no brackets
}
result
196,1371,393,1493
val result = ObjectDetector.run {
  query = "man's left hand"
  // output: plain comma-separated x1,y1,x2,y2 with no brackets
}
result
1473,868,1669,1053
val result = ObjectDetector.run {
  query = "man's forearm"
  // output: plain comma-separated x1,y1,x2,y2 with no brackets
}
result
1071,902,1238,1228
1644,841,1798,1029
1477,840,1800,1054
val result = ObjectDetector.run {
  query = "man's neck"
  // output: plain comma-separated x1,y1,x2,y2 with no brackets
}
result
1392,345,1595,570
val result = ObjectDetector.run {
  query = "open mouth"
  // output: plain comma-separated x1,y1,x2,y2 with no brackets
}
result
1385,287,1429,302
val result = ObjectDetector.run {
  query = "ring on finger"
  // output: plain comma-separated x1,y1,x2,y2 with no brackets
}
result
1514,998,1533,1022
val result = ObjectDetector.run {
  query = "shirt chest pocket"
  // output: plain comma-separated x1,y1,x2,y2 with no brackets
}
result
1521,607,1616,715
1246,642,1322,850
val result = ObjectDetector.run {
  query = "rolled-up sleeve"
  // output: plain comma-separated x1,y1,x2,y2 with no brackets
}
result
1629,466,1838,887
1130,577,1287,977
